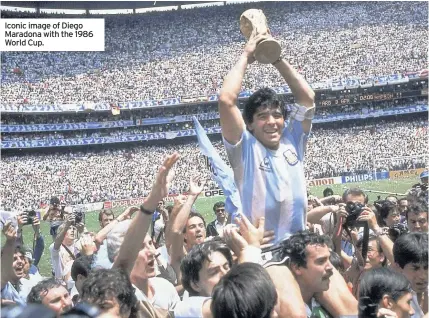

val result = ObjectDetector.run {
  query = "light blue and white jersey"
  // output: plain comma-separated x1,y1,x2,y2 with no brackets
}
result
224,119,309,244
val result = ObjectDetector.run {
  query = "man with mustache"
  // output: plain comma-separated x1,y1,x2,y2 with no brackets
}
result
279,231,335,317
218,31,357,316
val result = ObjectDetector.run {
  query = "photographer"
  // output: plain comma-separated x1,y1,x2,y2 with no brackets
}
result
16,211,44,268
49,212,92,285
42,197,65,240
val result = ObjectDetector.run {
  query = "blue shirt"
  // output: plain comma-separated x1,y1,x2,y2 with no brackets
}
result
224,118,309,243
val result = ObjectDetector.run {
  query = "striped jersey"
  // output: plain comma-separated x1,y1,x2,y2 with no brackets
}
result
224,118,309,244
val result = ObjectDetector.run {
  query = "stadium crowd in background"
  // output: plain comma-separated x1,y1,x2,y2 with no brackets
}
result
1,1,428,317
1,1,427,106
1,115,426,212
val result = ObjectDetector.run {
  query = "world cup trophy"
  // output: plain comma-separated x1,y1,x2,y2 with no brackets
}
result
239,9,281,64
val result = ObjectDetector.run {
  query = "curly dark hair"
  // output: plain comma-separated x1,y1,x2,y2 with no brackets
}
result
374,200,398,226
181,238,233,296
243,87,286,125
80,268,138,317
280,230,332,268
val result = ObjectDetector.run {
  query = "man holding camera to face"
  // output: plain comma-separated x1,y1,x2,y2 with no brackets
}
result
43,196,67,240
49,209,93,289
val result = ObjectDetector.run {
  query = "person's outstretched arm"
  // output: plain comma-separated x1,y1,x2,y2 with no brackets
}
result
272,58,315,133
218,34,269,145
113,153,180,275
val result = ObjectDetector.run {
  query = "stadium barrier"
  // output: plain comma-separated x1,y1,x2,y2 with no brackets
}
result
307,176,342,187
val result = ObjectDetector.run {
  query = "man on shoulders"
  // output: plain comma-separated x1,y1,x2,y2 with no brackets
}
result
218,32,356,317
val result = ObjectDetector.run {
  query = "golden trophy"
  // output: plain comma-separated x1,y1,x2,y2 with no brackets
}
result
240,9,281,64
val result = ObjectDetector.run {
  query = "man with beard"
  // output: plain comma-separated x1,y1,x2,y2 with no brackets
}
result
393,232,428,317
27,278,73,316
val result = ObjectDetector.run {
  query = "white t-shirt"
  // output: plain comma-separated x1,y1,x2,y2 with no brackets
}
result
173,296,211,318
93,239,113,269
49,242,79,280
134,277,179,311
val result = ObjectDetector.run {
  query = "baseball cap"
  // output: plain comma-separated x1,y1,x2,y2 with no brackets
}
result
420,170,429,179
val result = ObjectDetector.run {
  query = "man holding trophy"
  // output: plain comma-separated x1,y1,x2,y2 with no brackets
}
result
218,9,358,317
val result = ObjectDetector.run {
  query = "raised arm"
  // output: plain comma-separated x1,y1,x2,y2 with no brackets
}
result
1,222,17,289
94,206,139,246
53,213,74,250
272,58,315,133
218,34,268,144
113,153,180,275
168,175,206,279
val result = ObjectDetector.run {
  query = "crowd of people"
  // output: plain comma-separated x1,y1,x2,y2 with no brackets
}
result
1,155,428,318
1,2,427,317
1,1,427,106
1,113,426,211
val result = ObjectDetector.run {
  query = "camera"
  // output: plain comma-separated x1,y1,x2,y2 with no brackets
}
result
344,202,366,228
23,210,37,225
74,211,84,224
388,223,409,242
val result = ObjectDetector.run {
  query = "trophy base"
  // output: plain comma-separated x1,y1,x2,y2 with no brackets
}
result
254,39,281,64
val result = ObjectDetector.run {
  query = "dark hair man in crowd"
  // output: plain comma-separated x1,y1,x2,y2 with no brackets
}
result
27,278,73,316
206,201,228,237
218,30,356,317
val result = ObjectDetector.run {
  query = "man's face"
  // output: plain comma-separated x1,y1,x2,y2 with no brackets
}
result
248,106,284,150
194,251,230,297
100,213,114,228
294,244,333,293
407,212,428,233
133,234,157,279
65,226,76,241
12,252,26,280
384,210,400,228
41,286,73,315
358,239,385,270
400,262,428,294
185,216,206,247
421,177,428,185
214,206,226,221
